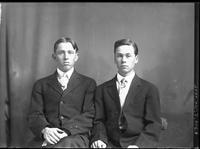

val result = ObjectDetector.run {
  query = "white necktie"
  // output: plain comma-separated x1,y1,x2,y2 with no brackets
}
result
118,78,128,107
58,75,69,90
120,78,127,89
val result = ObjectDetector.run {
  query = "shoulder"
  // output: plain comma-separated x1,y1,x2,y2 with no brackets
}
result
138,76,159,92
35,74,54,83
76,72,96,85
97,77,115,88
77,72,95,81
32,73,55,88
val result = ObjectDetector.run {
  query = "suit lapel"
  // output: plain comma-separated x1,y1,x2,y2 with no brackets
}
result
123,74,142,109
106,76,121,111
63,71,82,96
47,71,63,95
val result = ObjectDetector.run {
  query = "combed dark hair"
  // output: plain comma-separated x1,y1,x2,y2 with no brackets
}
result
114,39,138,55
54,37,79,53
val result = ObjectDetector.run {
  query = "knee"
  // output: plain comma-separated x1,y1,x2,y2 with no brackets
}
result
54,135,88,148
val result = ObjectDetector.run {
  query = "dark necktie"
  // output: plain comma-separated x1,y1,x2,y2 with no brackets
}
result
118,110,127,133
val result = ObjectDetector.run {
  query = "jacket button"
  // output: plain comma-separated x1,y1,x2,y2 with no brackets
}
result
60,116,64,120
60,101,64,104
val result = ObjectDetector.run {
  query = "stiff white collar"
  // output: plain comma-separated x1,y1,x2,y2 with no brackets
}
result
57,67,74,79
117,71,135,84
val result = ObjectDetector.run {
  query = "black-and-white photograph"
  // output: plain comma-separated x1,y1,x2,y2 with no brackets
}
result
0,2,199,148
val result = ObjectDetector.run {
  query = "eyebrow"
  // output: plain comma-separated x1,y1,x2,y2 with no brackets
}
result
56,48,75,51
116,52,132,54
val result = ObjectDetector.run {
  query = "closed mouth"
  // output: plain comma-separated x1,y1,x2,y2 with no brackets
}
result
121,65,128,68
63,62,70,65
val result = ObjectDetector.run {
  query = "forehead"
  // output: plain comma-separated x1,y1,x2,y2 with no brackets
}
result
56,42,75,51
115,45,135,54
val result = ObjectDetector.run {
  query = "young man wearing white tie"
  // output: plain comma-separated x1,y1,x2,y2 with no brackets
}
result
91,38,162,148
28,37,96,148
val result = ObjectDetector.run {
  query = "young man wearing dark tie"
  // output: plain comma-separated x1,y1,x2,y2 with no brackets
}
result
91,38,162,148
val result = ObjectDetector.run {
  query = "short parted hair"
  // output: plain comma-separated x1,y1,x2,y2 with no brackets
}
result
53,37,79,53
114,38,138,56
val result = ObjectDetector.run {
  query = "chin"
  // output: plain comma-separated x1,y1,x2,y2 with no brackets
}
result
120,70,131,76
120,69,129,73
62,66,71,72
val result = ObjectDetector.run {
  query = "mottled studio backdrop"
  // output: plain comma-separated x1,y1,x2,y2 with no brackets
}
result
0,3,194,147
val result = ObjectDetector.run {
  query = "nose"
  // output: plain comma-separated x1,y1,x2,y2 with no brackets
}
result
121,56,127,63
63,52,69,59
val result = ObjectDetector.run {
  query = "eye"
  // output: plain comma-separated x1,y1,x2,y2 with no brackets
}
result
68,50,75,54
56,50,64,55
116,54,123,58
126,54,131,58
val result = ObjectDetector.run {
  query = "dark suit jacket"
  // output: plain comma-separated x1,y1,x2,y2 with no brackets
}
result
28,70,96,143
91,74,162,148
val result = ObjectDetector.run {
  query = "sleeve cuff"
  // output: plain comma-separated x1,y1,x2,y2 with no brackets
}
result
40,125,53,139
63,128,72,136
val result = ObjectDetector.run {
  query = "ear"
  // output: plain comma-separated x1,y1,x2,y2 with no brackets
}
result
135,55,139,64
114,53,117,64
75,52,79,62
52,53,56,60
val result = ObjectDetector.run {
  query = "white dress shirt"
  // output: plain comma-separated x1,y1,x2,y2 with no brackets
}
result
57,67,74,90
116,71,135,107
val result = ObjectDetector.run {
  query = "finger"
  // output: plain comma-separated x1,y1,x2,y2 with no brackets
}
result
91,143,95,148
102,143,106,148
48,131,59,142
59,132,68,139
96,141,101,148
102,142,106,148
46,136,55,145
55,128,67,139
99,144,105,148
49,134,59,144
98,141,106,148
53,131,63,140
93,142,97,148
50,136,58,144
55,128,65,133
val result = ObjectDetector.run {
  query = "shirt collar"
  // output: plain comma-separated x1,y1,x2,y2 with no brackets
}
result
117,71,135,83
57,67,74,79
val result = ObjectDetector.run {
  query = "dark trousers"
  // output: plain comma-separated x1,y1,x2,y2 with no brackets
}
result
45,134,89,148
28,134,89,148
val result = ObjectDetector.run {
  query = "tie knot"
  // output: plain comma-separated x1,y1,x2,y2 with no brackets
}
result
120,78,127,88
63,73,68,78
59,74,69,89
59,74,68,79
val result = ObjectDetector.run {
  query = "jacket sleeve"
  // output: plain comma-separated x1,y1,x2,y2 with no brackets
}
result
64,79,96,136
27,81,51,139
135,85,162,148
90,85,108,145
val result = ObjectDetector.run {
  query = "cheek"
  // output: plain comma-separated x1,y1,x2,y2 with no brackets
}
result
55,57,61,62
70,56,77,63
115,60,121,66
115,58,121,63
130,62,136,68
57,55,63,59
